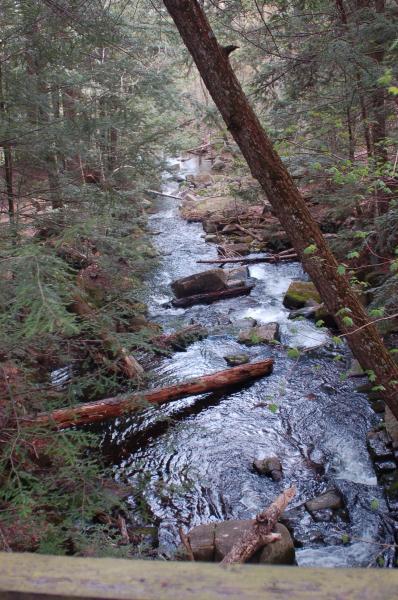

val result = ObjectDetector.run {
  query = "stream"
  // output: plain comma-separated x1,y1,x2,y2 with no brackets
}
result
101,156,395,567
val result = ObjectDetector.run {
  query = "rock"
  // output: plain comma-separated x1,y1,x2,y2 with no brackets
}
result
310,508,334,523
182,520,294,565
224,354,250,367
234,317,257,329
212,159,226,171
205,234,218,242
222,224,237,234
288,304,322,320
305,489,343,513
225,266,250,289
367,430,393,461
184,523,215,561
171,269,227,299
239,323,280,346
203,219,219,234
374,460,397,474
347,359,364,377
214,520,294,565
258,524,295,565
187,172,213,187
283,281,321,310
253,456,283,481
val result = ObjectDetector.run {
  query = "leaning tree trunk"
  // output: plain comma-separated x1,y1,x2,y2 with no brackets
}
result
163,0,398,419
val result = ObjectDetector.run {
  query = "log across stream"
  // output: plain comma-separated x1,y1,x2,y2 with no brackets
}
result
99,156,394,568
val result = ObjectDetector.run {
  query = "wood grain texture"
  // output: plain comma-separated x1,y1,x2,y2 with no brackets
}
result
0,553,397,600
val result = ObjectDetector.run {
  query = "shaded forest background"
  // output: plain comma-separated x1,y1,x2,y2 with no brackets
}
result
0,0,397,556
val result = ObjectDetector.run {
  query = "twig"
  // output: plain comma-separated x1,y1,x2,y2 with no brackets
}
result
179,527,195,561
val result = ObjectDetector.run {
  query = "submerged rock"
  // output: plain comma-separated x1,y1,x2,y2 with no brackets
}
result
253,456,283,481
224,353,250,367
283,281,321,310
239,323,280,346
305,489,343,513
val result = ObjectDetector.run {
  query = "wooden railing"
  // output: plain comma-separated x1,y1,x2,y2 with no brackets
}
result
0,553,397,599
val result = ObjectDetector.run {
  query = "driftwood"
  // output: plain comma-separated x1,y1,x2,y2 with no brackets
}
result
151,325,208,351
171,284,254,308
197,253,297,266
234,223,263,243
145,189,181,200
221,487,296,565
23,359,274,429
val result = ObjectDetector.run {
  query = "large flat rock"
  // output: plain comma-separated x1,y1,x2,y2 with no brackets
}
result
171,269,227,298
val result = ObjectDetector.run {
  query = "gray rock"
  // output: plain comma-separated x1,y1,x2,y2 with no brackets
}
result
182,520,295,565
239,323,279,346
253,456,283,481
234,317,257,330
347,359,364,377
258,523,295,565
203,220,218,234
183,523,215,561
205,234,218,243
171,269,227,299
305,489,343,513
288,305,321,320
374,460,397,474
225,266,250,289
367,430,393,461
214,520,294,565
212,159,226,171
224,354,250,367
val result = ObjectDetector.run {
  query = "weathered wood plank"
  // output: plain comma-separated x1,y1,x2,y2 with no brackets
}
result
0,553,397,600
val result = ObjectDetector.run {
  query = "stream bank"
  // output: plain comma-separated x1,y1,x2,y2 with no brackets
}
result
101,155,397,568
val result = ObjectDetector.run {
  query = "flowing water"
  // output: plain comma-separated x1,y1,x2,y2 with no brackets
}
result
101,156,395,567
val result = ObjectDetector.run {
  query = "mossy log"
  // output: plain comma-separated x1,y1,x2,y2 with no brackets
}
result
22,359,274,429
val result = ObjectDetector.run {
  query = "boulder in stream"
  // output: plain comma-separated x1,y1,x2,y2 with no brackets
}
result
283,281,321,310
239,323,280,346
305,489,343,513
253,456,283,481
179,520,294,565
224,353,250,367
171,269,227,298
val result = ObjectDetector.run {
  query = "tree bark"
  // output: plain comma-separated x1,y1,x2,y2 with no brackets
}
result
221,487,296,565
22,359,274,429
163,0,398,419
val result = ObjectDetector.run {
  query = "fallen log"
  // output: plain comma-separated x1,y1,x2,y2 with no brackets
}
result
171,283,254,308
22,359,274,429
145,189,181,200
221,486,296,565
234,223,263,243
197,254,297,265
151,324,208,352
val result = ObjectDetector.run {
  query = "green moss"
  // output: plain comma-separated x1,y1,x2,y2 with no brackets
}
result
283,281,321,309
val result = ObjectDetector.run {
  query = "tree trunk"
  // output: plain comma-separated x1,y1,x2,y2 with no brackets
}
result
163,0,398,419
22,359,274,429
0,58,15,221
